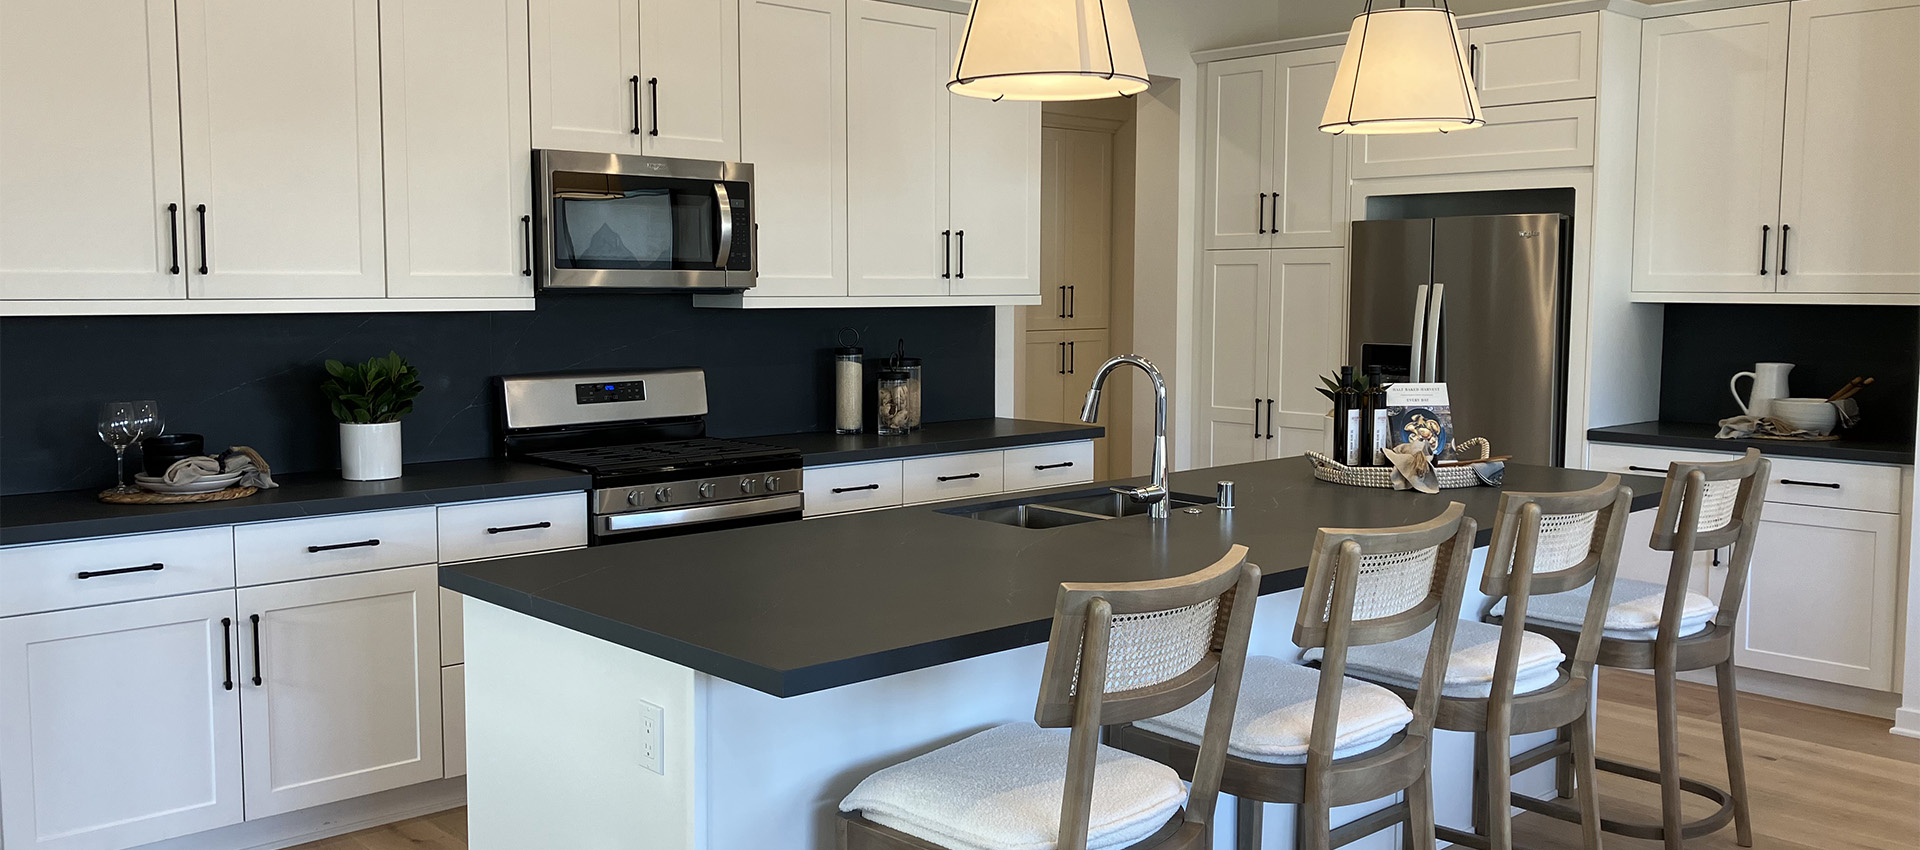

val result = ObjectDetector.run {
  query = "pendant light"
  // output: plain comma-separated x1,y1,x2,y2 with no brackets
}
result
1321,1,1483,135
948,0,1150,102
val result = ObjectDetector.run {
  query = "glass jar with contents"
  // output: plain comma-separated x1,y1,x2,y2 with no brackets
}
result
876,367,912,436
833,346,863,434
897,356,922,431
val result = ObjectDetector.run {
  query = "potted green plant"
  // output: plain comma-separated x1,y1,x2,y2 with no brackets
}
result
321,352,424,481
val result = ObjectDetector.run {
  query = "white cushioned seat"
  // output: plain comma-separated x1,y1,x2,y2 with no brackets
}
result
1303,619,1566,698
1133,655,1413,765
837,722,1185,850
1490,577,1715,641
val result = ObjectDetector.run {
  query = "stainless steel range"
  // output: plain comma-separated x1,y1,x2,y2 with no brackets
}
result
497,369,803,543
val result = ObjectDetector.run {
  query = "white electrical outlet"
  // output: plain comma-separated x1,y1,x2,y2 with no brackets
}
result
638,700,664,775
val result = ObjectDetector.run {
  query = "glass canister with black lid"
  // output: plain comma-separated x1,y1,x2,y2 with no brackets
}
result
876,366,912,436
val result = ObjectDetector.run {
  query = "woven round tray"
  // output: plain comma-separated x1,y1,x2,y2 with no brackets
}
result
1308,438,1492,489
98,485,259,505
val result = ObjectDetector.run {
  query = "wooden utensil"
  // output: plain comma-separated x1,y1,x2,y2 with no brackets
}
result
1832,377,1875,402
1826,377,1865,402
1435,455,1512,467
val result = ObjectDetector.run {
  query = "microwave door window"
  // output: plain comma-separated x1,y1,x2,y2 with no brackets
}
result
556,191,674,269
670,193,716,267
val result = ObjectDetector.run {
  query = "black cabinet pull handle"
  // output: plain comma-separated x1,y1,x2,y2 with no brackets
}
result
1257,192,1267,234
166,203,180,274
1254,397,1261,438
1067,340,1074,374
955,230,965,279
1270,193,1279,232
196,204,209,274
307,538,380,553
1265,399,1276,440
1033,461,1075,471
629,75,642,135
1627,465,1667,474
647,77,660,136
1059,285,1067,318
1780,478,1840,489
1779,224,1791,275
1469,44,1479,88
1059,342,1066,375
831,484,880,494
220,617,234,691
941,229,951,279
487,521,552,535
521,214,534,276
1067,284,1074,318
1712,547,1723,568
936,473,982,482
249,614,263,686
77,562,164,580
1758,224,1770,275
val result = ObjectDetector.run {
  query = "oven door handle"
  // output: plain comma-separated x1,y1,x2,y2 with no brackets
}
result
713,182,733,270
597,492,804,537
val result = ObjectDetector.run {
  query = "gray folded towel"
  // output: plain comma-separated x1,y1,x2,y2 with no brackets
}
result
162,446,278,489
1715,414,1816,440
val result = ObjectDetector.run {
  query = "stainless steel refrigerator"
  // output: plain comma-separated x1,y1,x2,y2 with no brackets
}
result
1349,213,1571,466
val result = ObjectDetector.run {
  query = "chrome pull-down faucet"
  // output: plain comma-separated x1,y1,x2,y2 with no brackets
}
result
1080,354,1170,519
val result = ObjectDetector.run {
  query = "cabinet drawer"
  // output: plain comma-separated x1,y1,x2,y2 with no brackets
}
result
1466,13,1600,107
803,461,904,517
437,493,588,564
234,507,438,586
902,451,1006,505
0,526,235,617
1350,99,1595,178
1588,442,1903,514
1003,441,1096,492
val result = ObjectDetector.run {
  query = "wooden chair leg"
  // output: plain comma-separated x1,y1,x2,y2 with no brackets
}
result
1485,718,1514,850
1471,731,1490,838
1300,797,1332,850
1716,660,1755,847
1570,714,1604,850
1237,796,1264,850
1555,723,1576,799
1406,765,1437,850
1654,663,1686,850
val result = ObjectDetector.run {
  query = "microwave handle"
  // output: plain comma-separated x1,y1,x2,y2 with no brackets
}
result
713,182,733,270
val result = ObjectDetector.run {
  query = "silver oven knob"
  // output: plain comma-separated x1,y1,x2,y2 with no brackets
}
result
655,487,672,502
739,477,755,494
764,475,781,491
626,490,639,506
698,482,717,499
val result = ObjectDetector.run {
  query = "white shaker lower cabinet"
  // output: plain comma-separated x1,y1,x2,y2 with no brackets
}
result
0,591,244,850
235,565,443,818
1194,249,1345,467
1724,503,1902,690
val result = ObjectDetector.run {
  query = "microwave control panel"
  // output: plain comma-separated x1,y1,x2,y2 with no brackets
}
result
725,186,752,270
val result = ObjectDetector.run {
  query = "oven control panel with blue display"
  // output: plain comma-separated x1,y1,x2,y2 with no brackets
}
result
576,381,647,404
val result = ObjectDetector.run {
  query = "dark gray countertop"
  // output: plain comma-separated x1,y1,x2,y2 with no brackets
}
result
441,457,1663,698
1588,421,1913,465
0,459,590,546
746,418,1104,466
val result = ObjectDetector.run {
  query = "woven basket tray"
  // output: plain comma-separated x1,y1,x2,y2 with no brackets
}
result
98,485,259,505
1308,438,1492,489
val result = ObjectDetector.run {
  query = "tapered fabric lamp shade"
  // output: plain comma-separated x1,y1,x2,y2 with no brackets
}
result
948,0,1150,101
1321,5,1484,134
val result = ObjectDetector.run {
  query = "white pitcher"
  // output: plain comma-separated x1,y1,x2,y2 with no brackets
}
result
1730,362,1793,419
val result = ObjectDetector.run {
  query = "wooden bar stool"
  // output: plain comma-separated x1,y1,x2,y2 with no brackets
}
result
1109,503,1478,850
1495,449,1769,849
837,545,1262,850
1333,476,1632,850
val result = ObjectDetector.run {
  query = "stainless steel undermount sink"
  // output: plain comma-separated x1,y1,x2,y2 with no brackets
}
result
942,488,1213,528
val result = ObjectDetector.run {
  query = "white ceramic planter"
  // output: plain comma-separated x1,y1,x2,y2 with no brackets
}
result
339,421,403,481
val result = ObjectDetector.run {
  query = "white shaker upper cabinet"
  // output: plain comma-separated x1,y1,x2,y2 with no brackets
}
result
1776,0,1920,296
947,77,1040,296
0,0,186,301
639,0,741,161
1202,55,1276,251
0,591,244,850
739,0,847,297
530,0,643,154
176,0,387,299
381,0,534,299
236,565,442,818
1195,250,1272,469
1270,47,1348,249
847,0,950,297
1463,13,1600,107
1630,4,1789,295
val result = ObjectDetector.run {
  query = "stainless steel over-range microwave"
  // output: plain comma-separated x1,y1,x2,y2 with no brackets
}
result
534,150,755,290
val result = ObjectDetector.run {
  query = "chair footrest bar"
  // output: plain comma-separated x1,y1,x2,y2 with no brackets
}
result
1327,802,1407,848
1509,739,1573,774
1512,759,1737,841
1437,822,1562,850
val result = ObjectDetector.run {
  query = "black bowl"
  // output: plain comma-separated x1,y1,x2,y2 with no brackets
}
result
142,433,205,477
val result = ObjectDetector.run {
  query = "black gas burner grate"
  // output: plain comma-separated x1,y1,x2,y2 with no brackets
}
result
522,438,798,476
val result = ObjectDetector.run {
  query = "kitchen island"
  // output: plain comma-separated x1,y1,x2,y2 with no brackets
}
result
443,457,1660,850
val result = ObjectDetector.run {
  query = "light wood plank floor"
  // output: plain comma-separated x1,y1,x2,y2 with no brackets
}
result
298,671,1917,850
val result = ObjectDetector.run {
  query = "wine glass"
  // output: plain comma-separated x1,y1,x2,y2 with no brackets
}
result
97,401,164,493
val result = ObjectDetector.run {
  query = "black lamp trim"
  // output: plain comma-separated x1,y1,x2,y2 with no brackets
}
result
1328,0,1479,132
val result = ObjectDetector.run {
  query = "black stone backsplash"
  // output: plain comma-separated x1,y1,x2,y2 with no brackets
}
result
0,293,993,495
1660,303,1916,442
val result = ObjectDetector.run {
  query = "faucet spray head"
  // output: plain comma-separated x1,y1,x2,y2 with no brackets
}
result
1079,388,1102,423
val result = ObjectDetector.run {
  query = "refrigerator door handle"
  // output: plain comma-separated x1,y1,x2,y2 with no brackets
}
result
1409,284,1431,384
1423,283,1445,382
